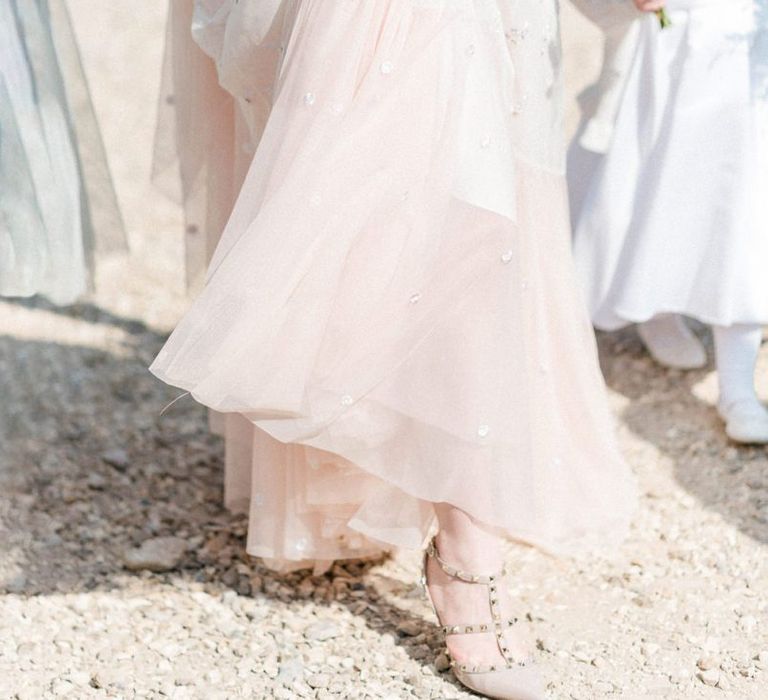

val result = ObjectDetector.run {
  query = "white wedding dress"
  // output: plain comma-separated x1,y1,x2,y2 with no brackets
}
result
570,0,768,330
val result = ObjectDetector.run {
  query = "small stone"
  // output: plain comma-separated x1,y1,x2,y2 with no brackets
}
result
698,668,720,687
641,643,660,658
307,673,329,689
277,658,304,685
205,669,222,683
4,573,27,594
739,615,758,632
122,536,187,572
67,671,91,686
304,620,340,642
396,620,421,637
101,448,130,470
297,578,315,598
435,653,451,672
87,473,108,490
669,668,690,684
697,656,718,671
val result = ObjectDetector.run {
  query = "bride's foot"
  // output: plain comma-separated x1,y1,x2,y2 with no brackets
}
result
423,534,545,700
718,398,768,444
637,315,707,370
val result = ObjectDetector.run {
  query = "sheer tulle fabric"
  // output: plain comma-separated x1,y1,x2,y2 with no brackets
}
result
152,0,636,570
0,0,124,304
570,0,768,329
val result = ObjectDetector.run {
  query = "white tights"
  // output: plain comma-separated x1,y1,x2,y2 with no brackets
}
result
713,323,763,410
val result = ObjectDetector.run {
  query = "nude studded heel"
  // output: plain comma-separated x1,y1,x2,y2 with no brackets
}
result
422,539,546,700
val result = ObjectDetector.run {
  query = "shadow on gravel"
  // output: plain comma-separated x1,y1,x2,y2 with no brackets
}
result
597,325,768,546
0,309,460,690
5,294,167,341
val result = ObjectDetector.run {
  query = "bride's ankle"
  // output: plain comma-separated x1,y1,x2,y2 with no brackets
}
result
434,506,505,573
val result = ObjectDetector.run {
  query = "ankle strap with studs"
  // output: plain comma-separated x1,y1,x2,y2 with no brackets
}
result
425,539,528,672
426,539,506,583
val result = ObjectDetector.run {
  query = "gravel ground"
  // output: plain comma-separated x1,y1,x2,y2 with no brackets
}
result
1,3,766,699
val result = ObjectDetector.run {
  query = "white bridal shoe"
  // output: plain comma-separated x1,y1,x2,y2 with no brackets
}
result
637,316,707,370
422,539,546,700
718,399,768,444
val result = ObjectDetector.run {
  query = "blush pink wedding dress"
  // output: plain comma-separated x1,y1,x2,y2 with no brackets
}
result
152,0,636,572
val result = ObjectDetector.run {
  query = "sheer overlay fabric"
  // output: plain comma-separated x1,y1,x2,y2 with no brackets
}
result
153,0,636,571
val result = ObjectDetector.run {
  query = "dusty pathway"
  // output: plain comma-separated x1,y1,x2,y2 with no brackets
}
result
0,3,766,699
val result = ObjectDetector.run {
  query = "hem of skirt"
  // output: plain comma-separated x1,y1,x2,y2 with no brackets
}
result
593,305,768,332
242,512,633,571
150,367,637,562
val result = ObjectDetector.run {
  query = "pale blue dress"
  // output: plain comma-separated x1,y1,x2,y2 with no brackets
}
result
0,0,124,304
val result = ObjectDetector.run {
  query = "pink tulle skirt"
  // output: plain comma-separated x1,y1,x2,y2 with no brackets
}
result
151,0,636,571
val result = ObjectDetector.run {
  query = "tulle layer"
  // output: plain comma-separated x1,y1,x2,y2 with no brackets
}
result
152,0,636,568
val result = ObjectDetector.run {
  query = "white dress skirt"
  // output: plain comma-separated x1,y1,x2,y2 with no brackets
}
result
570,0,768,330
152,0,636,571
0,0,124,305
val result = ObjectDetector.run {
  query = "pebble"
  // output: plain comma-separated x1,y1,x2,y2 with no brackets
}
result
434,654,451,672
101,448,130,471
4,573,28,594
122,537,187,572
304,621,341,642
307,673,330,689
669,668,690,684
698,668,720,687
641,643,660,657
87,473,108,490
697,656,718,671
739,615,758,633
396,620,422,637
277,658,305,685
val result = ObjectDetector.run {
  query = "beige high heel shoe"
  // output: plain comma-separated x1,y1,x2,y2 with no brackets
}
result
422,539,546,700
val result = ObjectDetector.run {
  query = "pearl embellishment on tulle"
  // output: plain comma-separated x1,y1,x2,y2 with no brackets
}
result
303,92,316,106
295,538,308,553
380,61,394,75
480,135,491,149
477,424,490,438
340,395,354,407
501,250,513,264
409,293,422,305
